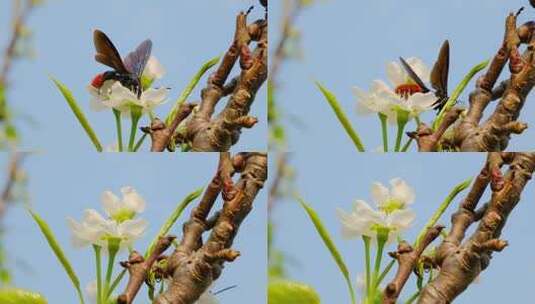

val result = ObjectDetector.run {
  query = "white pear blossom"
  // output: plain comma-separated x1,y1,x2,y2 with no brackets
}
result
354,57,436,122
336,178,416,244
143,56,166,80
101,186,145,222
371,178,415,211
89,82,168,115
67,187,148,251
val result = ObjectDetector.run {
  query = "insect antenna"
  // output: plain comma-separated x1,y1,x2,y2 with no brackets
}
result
213,285,238,295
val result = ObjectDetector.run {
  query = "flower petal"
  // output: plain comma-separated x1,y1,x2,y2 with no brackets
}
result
371,182,390,206
405,57,430,83
407,92,436,115
101,190,120,217
390,178,415,206
386,61,405,87
118,218,148,240
143,56,166,80
120,186,145,213
388,209,416,231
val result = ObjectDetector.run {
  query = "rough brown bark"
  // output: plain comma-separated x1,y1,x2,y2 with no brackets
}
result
142,103,196,152
413,11,535,151
117,152,267,304
382,226,444,304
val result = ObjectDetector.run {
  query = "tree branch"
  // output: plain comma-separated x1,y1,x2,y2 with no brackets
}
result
414,11,535,151
417,152,535,303
146,8,268,152
117,152,267,304
382,225,444,304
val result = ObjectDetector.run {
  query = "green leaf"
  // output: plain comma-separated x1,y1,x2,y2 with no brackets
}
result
165,55,220,125
316,82,365,152
268,280,320,304
432,59,489,130
0,288,47,304
297,197,356,304
51,78,103,152
415,177,473,247
28,210,85,304
144,187,203,258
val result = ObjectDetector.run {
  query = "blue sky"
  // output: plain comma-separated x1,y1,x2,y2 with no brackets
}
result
271,151,535,303
270,0,535,152
2,152,267,303
1,0,266,152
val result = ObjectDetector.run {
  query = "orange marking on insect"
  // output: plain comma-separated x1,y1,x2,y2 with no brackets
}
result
91,73,105,88
395,84,422,99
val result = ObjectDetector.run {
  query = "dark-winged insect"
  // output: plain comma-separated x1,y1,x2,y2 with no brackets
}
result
399,40,451,112
91,30,152,98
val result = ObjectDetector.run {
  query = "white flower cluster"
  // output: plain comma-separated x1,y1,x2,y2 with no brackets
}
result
68,186,148,251
337,178,416,244
353,57,436,123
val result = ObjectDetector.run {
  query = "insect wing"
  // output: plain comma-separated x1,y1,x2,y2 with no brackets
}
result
93,30,129,73
430,40,450,100
259,0,267,8
399,57,430,93
123,39,153,77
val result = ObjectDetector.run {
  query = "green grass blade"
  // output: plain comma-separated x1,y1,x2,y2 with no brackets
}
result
0,288,48,304
28,210,85,304
432,60,489,130
297,197,356,304
144,187,203,257
415,177,472,247
268,280,320,304
316,82,365,152
51,78,102,152
165,55,220,125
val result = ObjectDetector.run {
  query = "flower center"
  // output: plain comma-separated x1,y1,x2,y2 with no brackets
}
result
394,84,422,100
379,199,405,214
110,209,136,223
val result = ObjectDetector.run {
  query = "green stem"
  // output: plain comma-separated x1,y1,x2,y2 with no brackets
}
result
128,109,142,152
93,245,102,304
414,177,472,248
405,290,420,304
104,244,119,300
376,259,395,287
378,113,388,152
394,110,410,152
113,109,123,152
133,133,147,152
371,232,388,298
363,236,371,301
394,122,408,152
401,138,413,152
107,269,126,298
